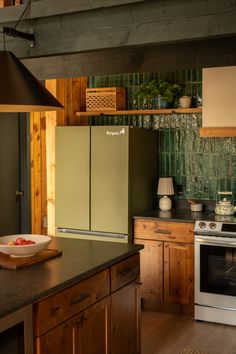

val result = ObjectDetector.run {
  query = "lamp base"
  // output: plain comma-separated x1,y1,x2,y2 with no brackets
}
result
159,195,172,211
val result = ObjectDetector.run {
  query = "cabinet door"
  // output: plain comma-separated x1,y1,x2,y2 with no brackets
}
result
111,281,140,354
164,242,194,305
134,238,163,301
91,126,129,234
202,66,236,128
75,297,110,354
55,126,90,230
36,318,74,354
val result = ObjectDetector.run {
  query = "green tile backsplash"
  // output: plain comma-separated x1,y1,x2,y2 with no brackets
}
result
156,113,236,200
89,69,236,201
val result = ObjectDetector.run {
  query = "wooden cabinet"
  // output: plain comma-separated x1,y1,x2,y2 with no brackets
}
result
36,297,110,354
111,281,140,354
134,238,163,301
35,270,110,336
75,297,110,354
110,254,141,354
164,242,194,305
34,254,141,354
134,219,194,306
200,66,236,137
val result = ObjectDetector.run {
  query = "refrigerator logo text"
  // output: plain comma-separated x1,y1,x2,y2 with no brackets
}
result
106,128,126,136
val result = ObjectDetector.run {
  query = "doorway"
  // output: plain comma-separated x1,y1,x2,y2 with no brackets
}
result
0,113,30,236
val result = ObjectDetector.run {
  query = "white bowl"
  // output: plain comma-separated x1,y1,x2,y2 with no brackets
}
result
0,234,51,257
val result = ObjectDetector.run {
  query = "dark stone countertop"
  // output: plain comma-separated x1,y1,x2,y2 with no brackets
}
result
132,208,234,223
0,237,143,319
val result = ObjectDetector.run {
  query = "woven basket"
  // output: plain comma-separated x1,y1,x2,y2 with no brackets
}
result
86,87,126,111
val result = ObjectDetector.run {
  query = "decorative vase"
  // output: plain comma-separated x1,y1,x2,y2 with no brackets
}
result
179,96,191,108
159,195,172,211
155,95,169,109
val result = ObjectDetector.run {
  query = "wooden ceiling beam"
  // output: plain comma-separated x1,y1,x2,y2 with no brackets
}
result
0,0,235,59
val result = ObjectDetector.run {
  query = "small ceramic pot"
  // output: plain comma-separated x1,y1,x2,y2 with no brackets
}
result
190,204,203,212
180,96,191,108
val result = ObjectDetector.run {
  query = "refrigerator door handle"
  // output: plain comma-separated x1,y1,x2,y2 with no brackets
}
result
56,227,128,240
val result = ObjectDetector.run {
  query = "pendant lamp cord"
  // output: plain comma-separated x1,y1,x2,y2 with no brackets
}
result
14,0,32,30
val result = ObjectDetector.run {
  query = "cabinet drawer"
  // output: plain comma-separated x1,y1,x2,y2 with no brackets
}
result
111,254,140,292
34,270,110,336
134,219,194,243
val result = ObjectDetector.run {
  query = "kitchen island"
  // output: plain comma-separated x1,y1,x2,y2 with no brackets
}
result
0,237,143,354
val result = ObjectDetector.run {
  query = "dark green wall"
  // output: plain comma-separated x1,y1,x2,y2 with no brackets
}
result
89,69,236,201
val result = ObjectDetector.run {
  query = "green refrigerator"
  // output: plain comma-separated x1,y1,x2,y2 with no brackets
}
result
55,126,157,242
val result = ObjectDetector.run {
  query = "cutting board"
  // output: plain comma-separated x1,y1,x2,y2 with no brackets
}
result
0,248,62,269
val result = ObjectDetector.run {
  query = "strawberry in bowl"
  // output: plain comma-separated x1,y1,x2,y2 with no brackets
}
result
0,234,51,257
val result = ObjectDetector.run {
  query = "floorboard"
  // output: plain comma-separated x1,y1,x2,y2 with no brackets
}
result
141,311,236,354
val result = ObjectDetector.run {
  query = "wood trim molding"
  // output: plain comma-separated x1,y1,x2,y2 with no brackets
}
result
30,112,47,235
76,108,202,117
199,127,236,137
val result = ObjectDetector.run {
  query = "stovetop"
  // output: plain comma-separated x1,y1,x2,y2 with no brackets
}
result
195,211,236,223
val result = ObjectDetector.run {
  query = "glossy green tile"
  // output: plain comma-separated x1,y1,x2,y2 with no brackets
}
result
169,130,175,153
89,69,236,201
165,154,170,176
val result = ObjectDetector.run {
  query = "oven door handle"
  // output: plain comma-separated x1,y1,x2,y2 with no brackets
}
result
195,237,236,247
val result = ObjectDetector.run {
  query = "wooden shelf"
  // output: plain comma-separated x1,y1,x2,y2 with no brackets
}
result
76,108,202,117
200,127,236,137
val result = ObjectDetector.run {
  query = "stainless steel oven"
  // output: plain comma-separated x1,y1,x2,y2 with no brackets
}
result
194,220,236,326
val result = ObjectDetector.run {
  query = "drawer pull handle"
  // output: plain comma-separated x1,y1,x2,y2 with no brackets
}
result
70,293,90,306
118,267,132,276
76,313,88,326
135,281,143,285
50,306,60,317
154,229,171,234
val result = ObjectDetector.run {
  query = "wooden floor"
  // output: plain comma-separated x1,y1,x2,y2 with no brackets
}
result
141,311,236,354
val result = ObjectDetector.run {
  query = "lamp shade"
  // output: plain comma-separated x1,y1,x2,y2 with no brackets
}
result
157,177,174,196
0,51,63,112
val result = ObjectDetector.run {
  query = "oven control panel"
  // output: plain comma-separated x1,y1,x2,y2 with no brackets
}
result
194,221,236,236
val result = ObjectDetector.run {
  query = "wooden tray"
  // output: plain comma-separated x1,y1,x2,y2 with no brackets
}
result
0,249,62,269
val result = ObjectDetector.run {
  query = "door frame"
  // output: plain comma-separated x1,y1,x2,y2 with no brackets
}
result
19,113,31,234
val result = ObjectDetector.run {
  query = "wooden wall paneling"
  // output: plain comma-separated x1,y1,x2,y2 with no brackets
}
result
45,80,58,237
64,78,73,125
72,78,81,125
72,77,88,125
40,113,47,235
56,79,66,126
30,112,42,234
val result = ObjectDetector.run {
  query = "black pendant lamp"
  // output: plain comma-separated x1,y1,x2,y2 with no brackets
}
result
0,50,63,112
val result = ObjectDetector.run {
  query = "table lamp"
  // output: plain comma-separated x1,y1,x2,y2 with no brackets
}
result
157,177,174,211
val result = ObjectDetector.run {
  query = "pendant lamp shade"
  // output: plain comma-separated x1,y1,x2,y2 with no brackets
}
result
0,51,63,112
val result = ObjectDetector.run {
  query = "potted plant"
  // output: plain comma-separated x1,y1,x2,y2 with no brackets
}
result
135,80,158,108
155,79,182,108
136,79,182,109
